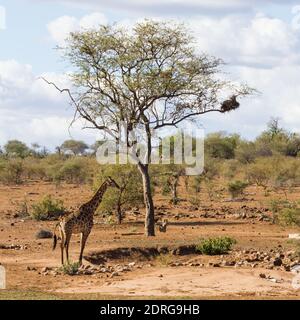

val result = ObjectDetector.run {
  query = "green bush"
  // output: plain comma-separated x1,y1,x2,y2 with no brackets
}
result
246,160,272,189
227,180,248,199
59,262,80,275
30,195,66,220
56,158,89,184
23,159,47,180
196,237,236,255
269,199,299,224
0,159,24,184
279,208,300,226
95,164,144,223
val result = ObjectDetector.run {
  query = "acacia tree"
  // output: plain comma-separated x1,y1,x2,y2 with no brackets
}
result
60,139,89,155
45,20,253,236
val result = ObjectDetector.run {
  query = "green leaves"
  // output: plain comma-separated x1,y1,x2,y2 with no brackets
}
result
196,237,237,255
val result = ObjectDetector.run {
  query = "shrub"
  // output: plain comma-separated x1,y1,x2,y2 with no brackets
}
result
59,262,80,275
189,196,201,208
235,141,256,164
14,197,30,218
269,199,300,225
30,195,66,220
205,132,239,159
196,237,236,255
23,159,47,180
222,159,240,180
246,160,272,190
279,208,300,226
57,158,89,184
0,159,24,184
227,180,248,199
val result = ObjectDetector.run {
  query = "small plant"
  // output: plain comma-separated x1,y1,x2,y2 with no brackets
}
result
129,227,138,233
14,197,30,218
196,237,236,255
227,180,248,199
104,215,115,225
156,253,173,266
30,195,66,220
59,262,80,275
189,196,201,208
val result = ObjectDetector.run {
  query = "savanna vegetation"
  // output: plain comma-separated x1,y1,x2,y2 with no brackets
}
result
1,118,300,228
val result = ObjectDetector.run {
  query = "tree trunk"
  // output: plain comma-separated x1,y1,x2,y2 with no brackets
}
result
137,162,155,236
171,177,179,205
116,202,122,224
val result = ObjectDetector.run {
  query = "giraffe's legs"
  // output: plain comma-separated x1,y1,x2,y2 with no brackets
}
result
64,232,72,265
60,230,65,265
79,232,89,265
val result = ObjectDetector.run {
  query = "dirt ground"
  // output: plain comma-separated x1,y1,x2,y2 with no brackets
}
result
0,181,300,299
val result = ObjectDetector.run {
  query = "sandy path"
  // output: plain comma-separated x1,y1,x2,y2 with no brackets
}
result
56,267,299,298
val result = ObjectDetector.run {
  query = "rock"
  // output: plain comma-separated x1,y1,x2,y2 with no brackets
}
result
259,273,266,279
128,262,136,267
286,250,295,257
110,271,119,278
35,230,53,239
41,267,49,273
273,257,283,267
284,265,291,272
83,270,93,275
275,253,285,259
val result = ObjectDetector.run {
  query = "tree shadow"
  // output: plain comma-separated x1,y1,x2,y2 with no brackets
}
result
169,220,245,227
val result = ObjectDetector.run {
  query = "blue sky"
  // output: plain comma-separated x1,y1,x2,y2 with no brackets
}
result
0,0,300,149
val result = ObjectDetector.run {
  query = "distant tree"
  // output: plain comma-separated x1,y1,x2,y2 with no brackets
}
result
4,140,30,158
205,132,240,159
267,118,284,138
60,139,89,155
255,119,300,157
90,140,106,155
246,161,272,193
31,143,49,158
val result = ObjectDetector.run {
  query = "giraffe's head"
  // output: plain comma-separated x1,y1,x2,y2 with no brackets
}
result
106,176,120,189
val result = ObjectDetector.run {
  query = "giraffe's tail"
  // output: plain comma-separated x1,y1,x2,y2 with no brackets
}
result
52,222,60,251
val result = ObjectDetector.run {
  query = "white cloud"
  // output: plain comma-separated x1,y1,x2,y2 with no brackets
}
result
189,13,299,67
0,60,99,148
47,15,78,46
47,12,108,45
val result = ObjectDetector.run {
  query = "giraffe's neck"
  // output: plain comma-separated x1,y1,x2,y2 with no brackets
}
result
85,181,109,215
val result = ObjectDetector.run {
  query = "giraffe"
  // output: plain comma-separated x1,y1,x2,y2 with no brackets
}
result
52,177,119,265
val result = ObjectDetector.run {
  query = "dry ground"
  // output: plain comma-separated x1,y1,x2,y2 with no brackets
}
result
0,181,300,299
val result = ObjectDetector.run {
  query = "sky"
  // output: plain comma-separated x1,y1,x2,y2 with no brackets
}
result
0,0,300,149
